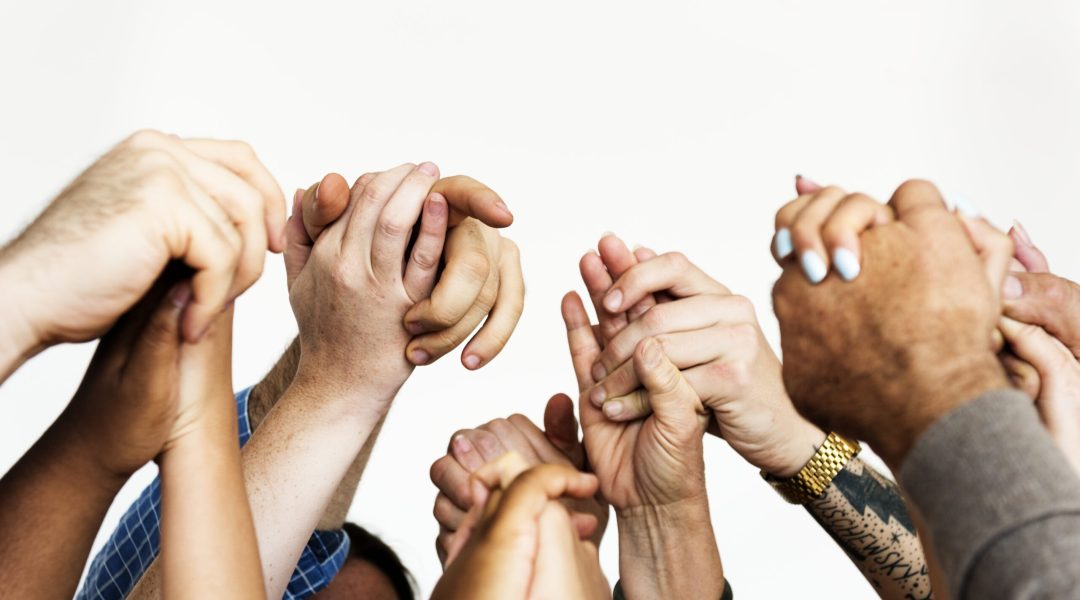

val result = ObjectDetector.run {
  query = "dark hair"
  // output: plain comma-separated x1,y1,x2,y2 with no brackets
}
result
342,522,416,600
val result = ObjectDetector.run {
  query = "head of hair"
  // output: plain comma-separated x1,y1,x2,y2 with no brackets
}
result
341,522,416,600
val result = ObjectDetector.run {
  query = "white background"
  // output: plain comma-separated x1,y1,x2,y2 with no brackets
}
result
2,1,1079,598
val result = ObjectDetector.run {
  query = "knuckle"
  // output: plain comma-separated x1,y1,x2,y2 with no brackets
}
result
895,178,941,200
377,216,410,239
663,251,690,271
726,294,757,321
789,221,821,251
641,305,667,331
411,246,440,270
501,238,520,258
126,128,168,149
360,179,393,203
458,251,493,283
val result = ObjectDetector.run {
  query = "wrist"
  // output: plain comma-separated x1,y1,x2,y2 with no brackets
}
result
874,352,1009,469
616,496,724,600
0,257,46,379
288,366,397,424
758,414,828,478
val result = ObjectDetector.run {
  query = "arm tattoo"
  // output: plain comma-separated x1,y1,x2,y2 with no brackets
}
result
806,458,933,600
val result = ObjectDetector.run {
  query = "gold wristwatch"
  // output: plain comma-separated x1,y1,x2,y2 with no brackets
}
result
761,432,861,504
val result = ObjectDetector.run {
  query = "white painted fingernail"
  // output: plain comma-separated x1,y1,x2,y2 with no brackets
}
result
953,196,981,218
774,228,793,259
832,248,861,281
800,251,827,284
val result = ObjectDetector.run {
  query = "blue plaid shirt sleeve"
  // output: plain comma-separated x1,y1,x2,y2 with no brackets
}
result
76,386,351,600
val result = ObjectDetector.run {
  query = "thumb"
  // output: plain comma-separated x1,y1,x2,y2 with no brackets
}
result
633,338,705,426
431,175,513,228
125,280,188,380
544,393,585,468
1003,272,1080,357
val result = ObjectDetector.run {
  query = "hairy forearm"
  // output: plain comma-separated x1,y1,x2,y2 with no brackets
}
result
615,497,724,600
247,337,301,430
159,413,263,599
805,458,933,600
0,418,125,597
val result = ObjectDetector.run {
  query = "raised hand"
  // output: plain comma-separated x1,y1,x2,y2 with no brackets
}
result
429,394,609,565
562,292,724,599
0,130,285,381
288,171,524,370
432,454,608,600
773,179,1013,468
583,237,825,476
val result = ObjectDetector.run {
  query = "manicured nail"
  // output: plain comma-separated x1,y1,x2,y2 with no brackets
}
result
603,401,624,419
418,161,438,176
832,248,861,282
463,354,481,369
411,348,431,365
591,362,607,383
953,196,981,218
1011,220,1033,247
1003,275,1022,300
800,251,828,284
170,282,193,308
773,228,793,259
589,386,606,407
603,289,623,312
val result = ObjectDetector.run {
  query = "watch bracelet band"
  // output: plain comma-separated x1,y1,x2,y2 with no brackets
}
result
761,432,861,504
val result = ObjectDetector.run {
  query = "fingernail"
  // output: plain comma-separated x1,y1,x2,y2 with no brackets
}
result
418,161,438,176
953,196,981,218
312,182,322,206
800,251,828,284
1003,275,1023,300
589,386,606,407
1011,220,1033,247
463,354,481,369
603,401,624,419
591,362,607,382
796,174,821,188
427,193,447,216
452,435,474,458
603,289,623,312
601,231,615,239
773,228,793,259
832,248,861,282
631,243,643,251
411,348,431,365
406,321,425,334
494,198,512,217
293,188,304,204
170,282,192,308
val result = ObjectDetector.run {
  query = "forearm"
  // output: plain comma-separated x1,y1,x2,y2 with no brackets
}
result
615,497,724,600
318,414,386,530
247,336,301,429
159,412,263,599
0,418,125,597
900,389,1080,599
805,458,933,599
242,374,392,599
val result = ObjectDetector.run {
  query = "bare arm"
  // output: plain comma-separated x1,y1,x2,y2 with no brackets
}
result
805,458,933,600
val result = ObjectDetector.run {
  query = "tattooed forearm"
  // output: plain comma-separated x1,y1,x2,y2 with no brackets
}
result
806,458,933,600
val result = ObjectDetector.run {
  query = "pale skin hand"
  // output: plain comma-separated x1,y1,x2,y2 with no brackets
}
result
0,130,285,382
429,394,609,565
0,278,189,598
562,292,724,599
584,234,824,477
130,162,450,600
432,455,608,600
292,171,524,370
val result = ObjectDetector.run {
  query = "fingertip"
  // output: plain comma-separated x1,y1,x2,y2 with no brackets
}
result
462,353,482,370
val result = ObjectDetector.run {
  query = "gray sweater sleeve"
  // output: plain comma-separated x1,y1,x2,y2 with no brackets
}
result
899,389,1080,599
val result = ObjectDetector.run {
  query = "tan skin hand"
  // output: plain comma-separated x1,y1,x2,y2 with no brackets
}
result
773,179,1011,468
429,394,609,566
289,171,523,370
432,456,607,600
